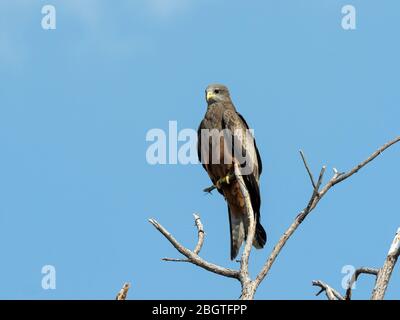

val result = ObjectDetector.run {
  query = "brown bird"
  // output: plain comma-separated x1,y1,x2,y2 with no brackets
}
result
197,84,266,260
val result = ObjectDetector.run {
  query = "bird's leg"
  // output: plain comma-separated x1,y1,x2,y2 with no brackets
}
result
203,173,236,194
217,173,235,188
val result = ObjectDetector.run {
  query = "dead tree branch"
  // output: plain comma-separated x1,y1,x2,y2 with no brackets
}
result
345,267,379,300
116,282,131,300
371,227,400,300
149,136,400,299
161,213,205,262
193,214,205,255
299,150,316,189
149,216,239,279
235,162,257,299
312,280,344,300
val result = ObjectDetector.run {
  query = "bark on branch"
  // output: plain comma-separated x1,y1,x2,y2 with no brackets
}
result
116,282,131,300
371,227,400,300
345,267,379,300
149,216,239,279
312,280,344,300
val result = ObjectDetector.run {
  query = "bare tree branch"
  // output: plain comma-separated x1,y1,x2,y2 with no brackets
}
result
161,258,192,262
345,267,379,300
371,227,400,300
330,137,400,187
116,282,131,300
193,213,205,255
312,280,344,300
149,217,239,279
160,213,204,262
253,136,400,292
234,162,257,299
299,150,316,189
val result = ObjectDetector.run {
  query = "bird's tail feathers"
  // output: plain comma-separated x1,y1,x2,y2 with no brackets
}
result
228,206,267,260
253,220,267,249
229,213,245,260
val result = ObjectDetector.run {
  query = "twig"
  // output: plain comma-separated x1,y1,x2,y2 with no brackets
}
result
331,137,400,187
162,258,190,262
312,280,344,300
161,213,205,262
345,267,379,300
371,227,400,300
116,282,131,300
299,150,316,189
193,213,205,255
149,218,239,279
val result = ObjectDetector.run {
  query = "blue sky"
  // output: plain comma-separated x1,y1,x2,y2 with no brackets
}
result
0,1,399,300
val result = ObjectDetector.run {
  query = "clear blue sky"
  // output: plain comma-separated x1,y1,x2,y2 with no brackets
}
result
0,1,399,300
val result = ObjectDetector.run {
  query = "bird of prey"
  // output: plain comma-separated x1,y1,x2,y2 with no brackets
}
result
197,84,266,260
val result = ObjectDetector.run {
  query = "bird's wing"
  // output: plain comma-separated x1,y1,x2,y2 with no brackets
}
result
222,109,266,258
222,109,260,182
236,113,263,176
197,119,207,171
197,118,224,195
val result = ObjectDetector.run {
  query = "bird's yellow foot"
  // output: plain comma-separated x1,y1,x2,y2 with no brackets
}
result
216,174,232,189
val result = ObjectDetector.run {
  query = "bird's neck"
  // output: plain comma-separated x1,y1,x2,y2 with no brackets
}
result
207,100,236,111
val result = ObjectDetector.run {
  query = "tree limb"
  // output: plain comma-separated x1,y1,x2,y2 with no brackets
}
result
193,213,205,255
234,162,257,299
149,217,239,279
162,213,205,262
312,280,344,300
299,150,316,189
371,227,400,300
116,282,131,300
345,267,379,300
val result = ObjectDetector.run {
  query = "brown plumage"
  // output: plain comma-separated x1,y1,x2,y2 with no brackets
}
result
197,84,266,260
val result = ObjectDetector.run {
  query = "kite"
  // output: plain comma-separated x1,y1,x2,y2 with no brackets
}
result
197,84,267,260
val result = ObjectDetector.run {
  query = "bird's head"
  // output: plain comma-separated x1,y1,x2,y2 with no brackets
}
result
205,84,231,105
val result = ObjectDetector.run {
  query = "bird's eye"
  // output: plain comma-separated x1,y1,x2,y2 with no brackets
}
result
214,89,220,94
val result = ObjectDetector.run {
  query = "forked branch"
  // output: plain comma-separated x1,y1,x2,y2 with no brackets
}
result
149,216,239,279
312,280,344,300
345,267,379,300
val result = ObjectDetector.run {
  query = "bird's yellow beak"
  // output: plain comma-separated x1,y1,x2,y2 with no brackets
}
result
206,91,215,102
